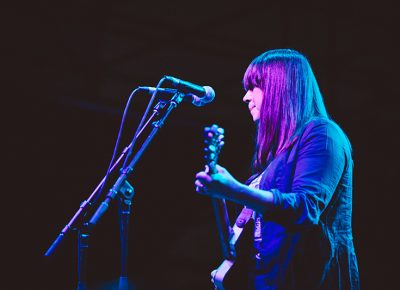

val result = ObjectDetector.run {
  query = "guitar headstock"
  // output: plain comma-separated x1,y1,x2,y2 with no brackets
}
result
204,124,225,174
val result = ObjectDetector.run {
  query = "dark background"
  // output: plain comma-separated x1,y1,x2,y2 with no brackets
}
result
5,0,399,289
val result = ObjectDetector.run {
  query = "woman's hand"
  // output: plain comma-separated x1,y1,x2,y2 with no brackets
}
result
195,164,274,212
195,164,241,200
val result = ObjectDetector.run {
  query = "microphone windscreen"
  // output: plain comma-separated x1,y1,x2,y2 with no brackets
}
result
192,86,215,107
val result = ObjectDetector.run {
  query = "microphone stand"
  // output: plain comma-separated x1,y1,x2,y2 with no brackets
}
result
45,144,136,290
44,146,130,257
76,179,135,290
84,92,185,289
75,105,159,290
88,92,183,225
45,87,184,290
44,86,154,259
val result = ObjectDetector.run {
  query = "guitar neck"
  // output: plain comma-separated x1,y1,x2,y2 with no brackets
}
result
211,197,232,259
203,125,232,260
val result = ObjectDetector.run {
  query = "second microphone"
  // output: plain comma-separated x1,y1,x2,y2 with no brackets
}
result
164,75,215,107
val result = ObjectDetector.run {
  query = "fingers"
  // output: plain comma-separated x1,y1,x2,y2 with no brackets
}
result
195,164,224,187
195,179,211,195
195,164,225,195
195,171,213,183
195,180,203,187
195,170,212,195
195,180,206,194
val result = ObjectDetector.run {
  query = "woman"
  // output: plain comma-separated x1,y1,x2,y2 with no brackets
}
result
195,49,360,290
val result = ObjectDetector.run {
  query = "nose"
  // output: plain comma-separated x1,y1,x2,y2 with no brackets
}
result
243,90,252,104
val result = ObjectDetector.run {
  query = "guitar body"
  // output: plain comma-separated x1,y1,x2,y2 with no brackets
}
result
212,211,254,290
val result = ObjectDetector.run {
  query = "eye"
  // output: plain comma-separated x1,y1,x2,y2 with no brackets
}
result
246,83,254,91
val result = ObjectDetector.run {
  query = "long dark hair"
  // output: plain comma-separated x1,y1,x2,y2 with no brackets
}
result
243,49,329,172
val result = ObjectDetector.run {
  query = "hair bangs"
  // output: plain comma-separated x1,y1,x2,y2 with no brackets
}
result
243,64,262,91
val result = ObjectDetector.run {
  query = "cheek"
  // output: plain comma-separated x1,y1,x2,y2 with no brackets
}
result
253,91,264,109
255,96,263,109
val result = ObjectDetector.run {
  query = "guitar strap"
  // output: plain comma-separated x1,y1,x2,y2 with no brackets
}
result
236,170,265,229
235,207,254,228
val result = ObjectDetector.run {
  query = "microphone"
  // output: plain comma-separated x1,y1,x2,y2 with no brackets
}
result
164,75,215,107
138,86,178,95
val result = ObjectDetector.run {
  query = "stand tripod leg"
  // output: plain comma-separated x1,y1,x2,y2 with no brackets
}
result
77,224,90,290
118,181,135,290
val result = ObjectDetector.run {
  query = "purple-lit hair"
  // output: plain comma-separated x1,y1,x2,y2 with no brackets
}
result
243,49,329,172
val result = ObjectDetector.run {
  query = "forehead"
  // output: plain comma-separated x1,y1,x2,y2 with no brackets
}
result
243,64,262,90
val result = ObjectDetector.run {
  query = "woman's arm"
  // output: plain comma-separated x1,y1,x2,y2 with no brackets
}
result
195,165,274,213
195,121,349,225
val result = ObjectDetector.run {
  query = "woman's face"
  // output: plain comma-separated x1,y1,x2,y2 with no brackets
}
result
243,87,264,121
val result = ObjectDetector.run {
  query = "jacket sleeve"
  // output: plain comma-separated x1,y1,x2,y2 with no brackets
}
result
270,121,349,226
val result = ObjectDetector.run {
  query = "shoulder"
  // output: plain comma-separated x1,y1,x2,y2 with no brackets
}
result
299,117,352,152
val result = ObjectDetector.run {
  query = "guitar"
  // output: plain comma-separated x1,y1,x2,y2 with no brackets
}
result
203,124,254,290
